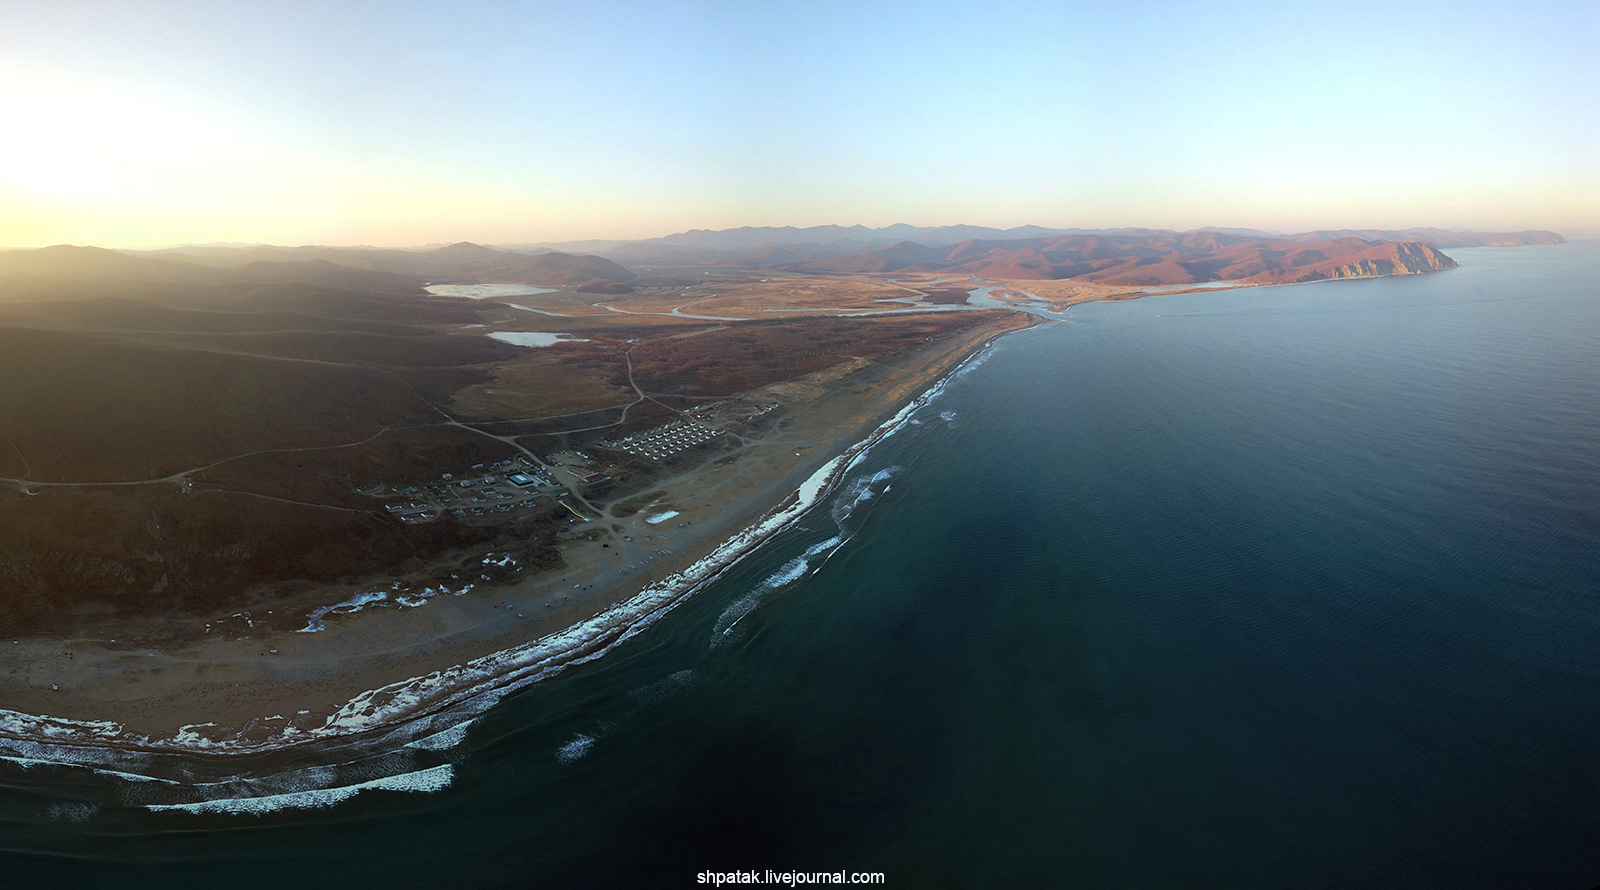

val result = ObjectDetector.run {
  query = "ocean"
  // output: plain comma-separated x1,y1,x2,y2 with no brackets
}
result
3,243,1598,887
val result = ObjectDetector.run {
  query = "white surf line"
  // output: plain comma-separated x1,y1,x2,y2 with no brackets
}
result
146,764,455,815
0,754,180,784
0,334,1007,771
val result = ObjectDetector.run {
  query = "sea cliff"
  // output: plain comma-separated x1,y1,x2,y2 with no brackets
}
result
1256,241,1457,285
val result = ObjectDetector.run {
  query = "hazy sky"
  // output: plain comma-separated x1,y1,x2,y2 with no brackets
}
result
2,0,1595,246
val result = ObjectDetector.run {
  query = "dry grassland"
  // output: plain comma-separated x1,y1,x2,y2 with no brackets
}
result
0,271,1020,641
450,342,631,420
627,313,991,395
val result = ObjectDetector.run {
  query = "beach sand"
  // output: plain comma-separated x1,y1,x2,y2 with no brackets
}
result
0,313,1031,755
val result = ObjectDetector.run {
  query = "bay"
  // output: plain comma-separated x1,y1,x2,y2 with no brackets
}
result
3,243,1599,887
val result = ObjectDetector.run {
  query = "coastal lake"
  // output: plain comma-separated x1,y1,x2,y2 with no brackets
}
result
3,244,1599,887
423,283,559,300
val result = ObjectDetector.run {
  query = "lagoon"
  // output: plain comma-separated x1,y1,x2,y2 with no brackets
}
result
423,283,559,300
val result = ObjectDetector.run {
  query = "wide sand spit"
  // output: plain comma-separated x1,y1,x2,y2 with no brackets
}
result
0,323,1023,783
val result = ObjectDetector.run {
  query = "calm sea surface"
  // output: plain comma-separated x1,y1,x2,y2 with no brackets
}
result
4,244,1599,887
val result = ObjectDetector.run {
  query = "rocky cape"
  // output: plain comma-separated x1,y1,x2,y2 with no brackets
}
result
1266,240,1457,284
771,232,1462,287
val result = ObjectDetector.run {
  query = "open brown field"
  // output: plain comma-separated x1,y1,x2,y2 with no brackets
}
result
581,268,1149,318
601,272,916,317
448,341,633,420
626,313,993,394
517,270,917,319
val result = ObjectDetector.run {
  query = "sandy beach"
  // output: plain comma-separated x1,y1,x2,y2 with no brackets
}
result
0,313,1031,763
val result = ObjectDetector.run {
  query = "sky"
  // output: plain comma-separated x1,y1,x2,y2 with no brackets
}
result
1,0,1596,247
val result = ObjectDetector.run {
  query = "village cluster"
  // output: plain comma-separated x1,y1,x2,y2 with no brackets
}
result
597,399,777,461
356,399,779,525
358,456,585,525
599,420,725,460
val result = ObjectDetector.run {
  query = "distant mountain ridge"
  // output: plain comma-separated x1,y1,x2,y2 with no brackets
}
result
148,241,635,288
777,231,1460,286
0,226,1559,296
0,242,634,296
504,224,1563,267
1282,228,1565,248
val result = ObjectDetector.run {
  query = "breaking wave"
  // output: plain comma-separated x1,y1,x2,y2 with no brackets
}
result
704,337,1002,646
712,464,905,645
556,734,594,764
146,764,455,815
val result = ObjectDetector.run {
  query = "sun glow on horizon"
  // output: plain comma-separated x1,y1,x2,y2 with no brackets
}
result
0,1,1594,248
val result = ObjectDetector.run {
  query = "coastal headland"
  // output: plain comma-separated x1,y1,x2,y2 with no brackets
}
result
0,227,1561,769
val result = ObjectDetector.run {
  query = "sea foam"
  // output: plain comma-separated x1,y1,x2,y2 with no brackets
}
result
146,764,454,815
556,734,594,763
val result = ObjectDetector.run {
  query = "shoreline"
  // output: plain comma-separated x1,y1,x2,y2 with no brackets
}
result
0,259,1480,804
0,320,1025,781
0,259,1467,778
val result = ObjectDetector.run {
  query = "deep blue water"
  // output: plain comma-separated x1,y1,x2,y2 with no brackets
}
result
3,243,1599,887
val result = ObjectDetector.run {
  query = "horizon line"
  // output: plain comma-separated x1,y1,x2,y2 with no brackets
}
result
0,222,1576,253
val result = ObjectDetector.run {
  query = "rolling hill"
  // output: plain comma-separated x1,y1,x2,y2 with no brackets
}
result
503,224,1563,268
777,231,1459,285
128,242,635,290
0,242,636,297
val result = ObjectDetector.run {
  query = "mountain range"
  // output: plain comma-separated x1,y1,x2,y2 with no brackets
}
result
0,225,1563,296
504,225,1564,268
774,231,1462,286
0,242,633,296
